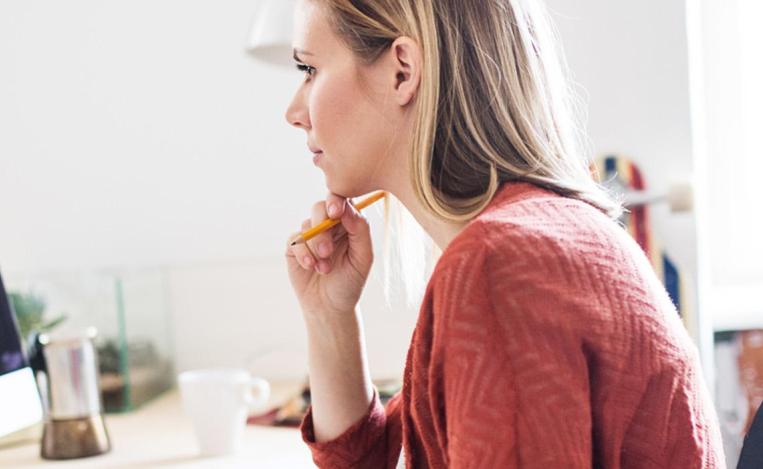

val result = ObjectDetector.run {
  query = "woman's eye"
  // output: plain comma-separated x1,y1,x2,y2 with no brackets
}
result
295,63,316,79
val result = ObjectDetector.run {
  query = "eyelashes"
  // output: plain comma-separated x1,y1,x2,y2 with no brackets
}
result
295,63,316,79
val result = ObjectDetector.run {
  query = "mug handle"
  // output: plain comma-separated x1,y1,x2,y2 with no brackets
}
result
245,377,271,411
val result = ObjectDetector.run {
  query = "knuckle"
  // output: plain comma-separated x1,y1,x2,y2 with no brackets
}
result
312,200,326,213
293,244,308,258
285,232,300,253
315,237,332,258
327,194,343,207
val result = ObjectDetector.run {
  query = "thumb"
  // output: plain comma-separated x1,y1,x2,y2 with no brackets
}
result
340,202,372,260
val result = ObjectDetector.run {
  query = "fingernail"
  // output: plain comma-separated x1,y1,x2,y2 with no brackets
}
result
328,204,338,217
303,256,313,267
318,242,330,257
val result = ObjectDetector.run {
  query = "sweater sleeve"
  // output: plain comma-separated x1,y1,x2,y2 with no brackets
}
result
300,387,403,468
428,235,594,467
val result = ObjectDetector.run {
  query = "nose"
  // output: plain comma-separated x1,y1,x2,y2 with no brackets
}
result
285,86,310,130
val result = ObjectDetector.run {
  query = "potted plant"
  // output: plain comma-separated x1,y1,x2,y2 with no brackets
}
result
8,291,66,348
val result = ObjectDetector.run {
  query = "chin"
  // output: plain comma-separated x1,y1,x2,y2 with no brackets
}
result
325,173,376,199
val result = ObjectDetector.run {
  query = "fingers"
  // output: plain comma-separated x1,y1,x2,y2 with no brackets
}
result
285,193,354,275
308,201,334,263
287,220,317,270
339,201,373,267
327,195,350,242
325,192,346,219
340,200,369,238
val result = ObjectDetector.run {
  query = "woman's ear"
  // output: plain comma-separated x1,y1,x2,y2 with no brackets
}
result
389,36,421,107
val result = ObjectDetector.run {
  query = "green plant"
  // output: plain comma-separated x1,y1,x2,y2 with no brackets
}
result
8,291,66,339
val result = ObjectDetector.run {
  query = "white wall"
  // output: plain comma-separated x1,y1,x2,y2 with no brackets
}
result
0,1,702,381
164,247,417,380
547,0,697,273
0,0,323,270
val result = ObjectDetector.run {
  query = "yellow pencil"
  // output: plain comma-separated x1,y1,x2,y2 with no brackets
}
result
290,191,386,246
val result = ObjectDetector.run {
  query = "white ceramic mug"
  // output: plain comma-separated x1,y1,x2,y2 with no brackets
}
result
178,368,270,456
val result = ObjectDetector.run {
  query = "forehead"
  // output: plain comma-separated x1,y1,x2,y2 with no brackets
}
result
292,0,336,55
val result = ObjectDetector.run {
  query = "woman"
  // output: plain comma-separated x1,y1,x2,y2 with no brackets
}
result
283,0,725,467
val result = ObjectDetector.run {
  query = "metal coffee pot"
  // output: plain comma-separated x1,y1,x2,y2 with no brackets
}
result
36,327,110,460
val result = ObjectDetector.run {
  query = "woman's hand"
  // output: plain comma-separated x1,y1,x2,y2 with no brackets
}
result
285,193,374,317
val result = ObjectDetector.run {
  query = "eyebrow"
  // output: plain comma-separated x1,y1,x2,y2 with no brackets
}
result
293,48,314,61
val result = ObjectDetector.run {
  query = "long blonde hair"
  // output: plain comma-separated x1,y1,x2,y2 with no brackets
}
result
320,0,624,303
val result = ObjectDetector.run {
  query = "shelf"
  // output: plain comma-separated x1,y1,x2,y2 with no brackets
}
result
708,284,763,332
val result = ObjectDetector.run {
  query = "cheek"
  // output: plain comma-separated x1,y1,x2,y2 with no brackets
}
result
309,75,390,195
310,78,361,150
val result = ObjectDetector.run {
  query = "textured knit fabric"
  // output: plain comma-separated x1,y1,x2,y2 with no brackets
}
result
300,181,726,468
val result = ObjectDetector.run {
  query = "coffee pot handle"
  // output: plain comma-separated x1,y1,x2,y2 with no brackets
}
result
35,371,50,417
27,332,51,416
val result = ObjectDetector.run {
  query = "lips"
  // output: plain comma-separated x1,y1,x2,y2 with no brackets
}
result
307,141,323,166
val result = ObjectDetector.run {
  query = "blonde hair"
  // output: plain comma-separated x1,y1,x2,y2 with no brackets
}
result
320,0,624,304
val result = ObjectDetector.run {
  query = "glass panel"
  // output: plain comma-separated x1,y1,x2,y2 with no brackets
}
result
4,268,173,413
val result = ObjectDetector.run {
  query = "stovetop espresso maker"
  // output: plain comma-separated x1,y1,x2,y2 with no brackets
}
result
35,327,111,460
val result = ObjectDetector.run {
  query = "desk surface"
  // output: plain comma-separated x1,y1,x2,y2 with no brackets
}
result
0,382,316,468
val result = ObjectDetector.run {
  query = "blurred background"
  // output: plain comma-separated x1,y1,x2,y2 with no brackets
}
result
0,0,761,467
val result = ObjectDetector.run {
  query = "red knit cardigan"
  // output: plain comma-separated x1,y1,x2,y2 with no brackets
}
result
300,182,726,468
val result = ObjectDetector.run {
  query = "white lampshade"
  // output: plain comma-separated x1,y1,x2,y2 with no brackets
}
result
246,0,297,68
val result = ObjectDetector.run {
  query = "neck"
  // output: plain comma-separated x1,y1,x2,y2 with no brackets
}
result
377,119,470,251
385,178,469,252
